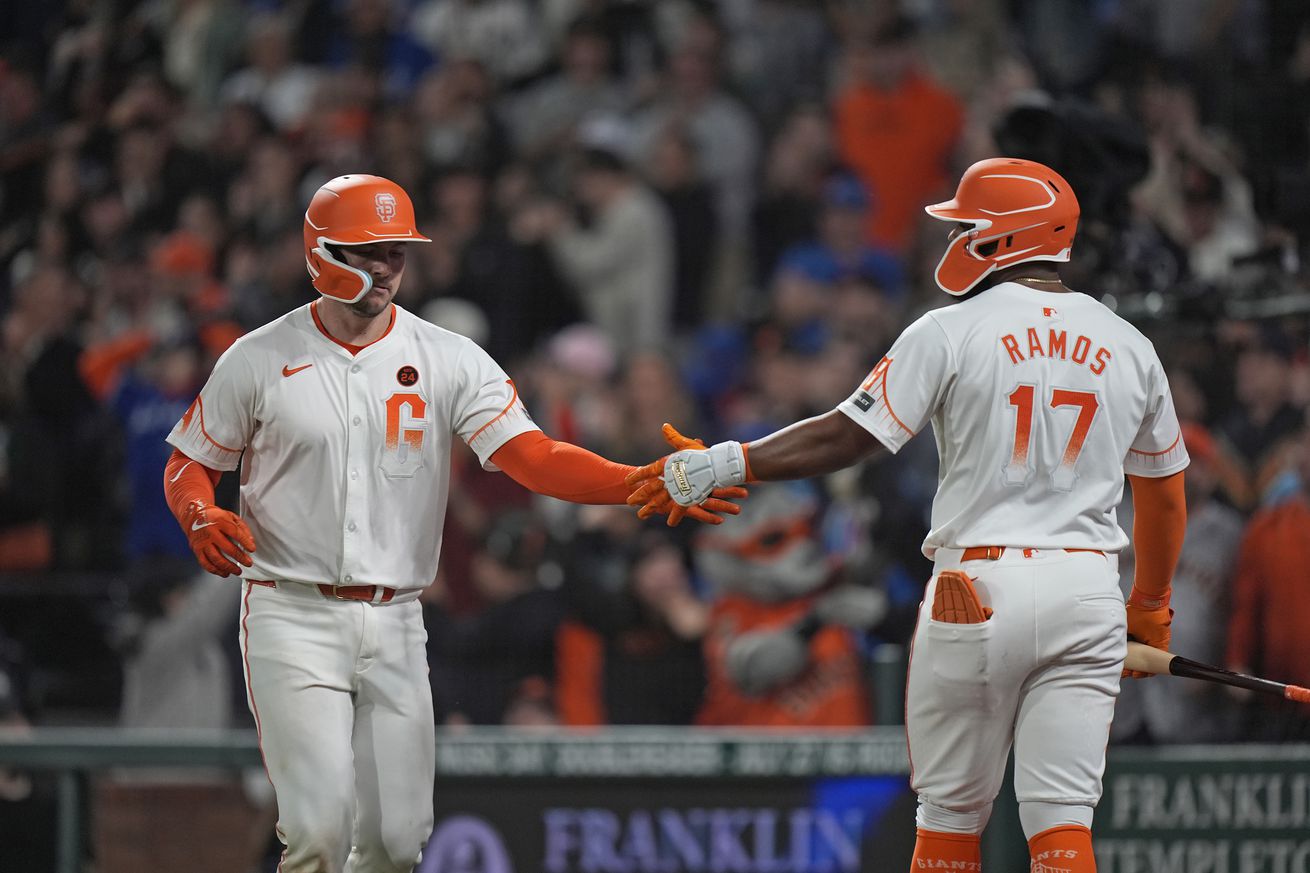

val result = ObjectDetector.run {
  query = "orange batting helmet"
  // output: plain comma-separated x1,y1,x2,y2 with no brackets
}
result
924,158,1079,296
303,174,431,304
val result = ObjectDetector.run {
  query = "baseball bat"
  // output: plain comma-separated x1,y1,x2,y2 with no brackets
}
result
1124,641,1310,703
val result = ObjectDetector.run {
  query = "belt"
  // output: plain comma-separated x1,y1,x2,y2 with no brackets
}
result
961,546,1104,562
317,583,396,603
248,579,396,603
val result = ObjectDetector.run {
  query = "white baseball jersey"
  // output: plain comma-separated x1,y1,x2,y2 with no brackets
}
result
838,282,1188,557
167,301,539,593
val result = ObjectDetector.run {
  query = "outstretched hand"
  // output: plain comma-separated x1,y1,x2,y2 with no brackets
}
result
625,424,747,526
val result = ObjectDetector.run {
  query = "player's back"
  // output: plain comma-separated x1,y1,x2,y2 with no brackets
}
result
922,281,1183,555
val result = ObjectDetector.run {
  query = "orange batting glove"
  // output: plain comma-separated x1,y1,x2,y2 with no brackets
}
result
625,424,748,527
181,500,256,578
1124,587,1171,679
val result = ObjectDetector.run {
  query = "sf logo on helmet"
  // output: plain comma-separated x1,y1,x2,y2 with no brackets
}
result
375,192,398,222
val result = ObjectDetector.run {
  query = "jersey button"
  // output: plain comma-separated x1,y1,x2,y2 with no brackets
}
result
344,574,353,583
350,470,359,480
351,365,361,374
348,521,357,532
353,416,361,426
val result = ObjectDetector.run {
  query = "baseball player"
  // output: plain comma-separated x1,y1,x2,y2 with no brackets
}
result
630,158,1189,872
161,174,742,873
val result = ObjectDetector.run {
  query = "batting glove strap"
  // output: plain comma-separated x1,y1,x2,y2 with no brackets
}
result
1126,587,1171,610
663,441,747,507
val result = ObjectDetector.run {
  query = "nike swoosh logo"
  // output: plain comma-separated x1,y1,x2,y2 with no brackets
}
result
282,363,313,377
168,461,193,483
191,520,215,531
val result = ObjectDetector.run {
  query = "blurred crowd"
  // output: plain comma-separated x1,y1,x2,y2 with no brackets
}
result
1,0,1310,749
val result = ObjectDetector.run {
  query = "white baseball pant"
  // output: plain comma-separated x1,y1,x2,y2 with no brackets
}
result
906,548,1124,838
240,580,435,873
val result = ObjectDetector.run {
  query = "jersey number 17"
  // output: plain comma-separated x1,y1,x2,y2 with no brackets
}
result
1004,385,1099,492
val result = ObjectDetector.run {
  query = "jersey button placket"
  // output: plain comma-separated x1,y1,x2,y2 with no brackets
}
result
342,359,368,584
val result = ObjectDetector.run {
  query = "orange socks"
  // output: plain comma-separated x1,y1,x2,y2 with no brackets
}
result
911,828,980,871
1028,825,1095,872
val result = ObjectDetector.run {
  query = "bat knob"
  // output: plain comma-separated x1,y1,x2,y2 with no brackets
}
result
1286,685,1310,705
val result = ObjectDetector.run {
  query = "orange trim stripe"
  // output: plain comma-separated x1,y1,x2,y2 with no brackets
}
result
241,581,284,871
1129,430,1182,457
878,358,914,435
241,583,269,764
196,396,243,453
310,300,395,356
904,595,923,784
469,379,520,444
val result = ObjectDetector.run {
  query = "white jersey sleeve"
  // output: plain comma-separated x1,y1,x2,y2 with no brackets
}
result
1123,361,1188,477
166,343,257,471
838,312,955,453
454,340,540,469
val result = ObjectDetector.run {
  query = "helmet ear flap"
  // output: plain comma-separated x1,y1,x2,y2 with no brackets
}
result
933,228,996,296
307,241,374,303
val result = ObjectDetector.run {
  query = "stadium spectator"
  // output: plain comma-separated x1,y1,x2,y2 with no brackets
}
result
421,165,575,364
832,15,964,252
412,60,512,176
1113,424,1244,744
426,511,566,726
644,123,717,329
103,339,205,564
722,0,831,132
604,350,703,465
1216,331,1303,486
115,557,243,771
750,104,832,290
1227,416,1310,741
219,12,321,133
774,172,905,302
630,27,761,310
411,0,548,87
520,145,675,350
507,19,626,167
322,0,434,98
556,525,708,726
0,268,104,569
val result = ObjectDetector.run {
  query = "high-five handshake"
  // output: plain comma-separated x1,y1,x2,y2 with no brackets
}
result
626,424,751,525
626,406,886,526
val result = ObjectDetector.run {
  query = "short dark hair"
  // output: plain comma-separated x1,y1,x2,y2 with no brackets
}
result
577,147,628,175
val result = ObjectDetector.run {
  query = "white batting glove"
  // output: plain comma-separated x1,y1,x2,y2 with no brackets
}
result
663,441,748,507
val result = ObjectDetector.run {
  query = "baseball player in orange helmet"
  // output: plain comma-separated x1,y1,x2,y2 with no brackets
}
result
630,158,1188,872
162,174,743,873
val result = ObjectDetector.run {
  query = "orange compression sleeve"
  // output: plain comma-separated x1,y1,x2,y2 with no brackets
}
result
1128,471,1187,598
164,448,223,523
490,431,636,505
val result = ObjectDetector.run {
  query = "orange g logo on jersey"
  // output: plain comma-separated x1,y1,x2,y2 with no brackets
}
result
382,392,429,477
